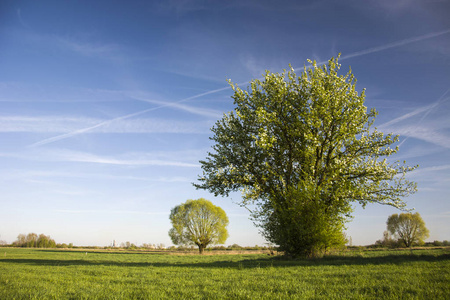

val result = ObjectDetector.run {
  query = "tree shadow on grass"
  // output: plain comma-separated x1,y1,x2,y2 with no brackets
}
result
1,253,449,269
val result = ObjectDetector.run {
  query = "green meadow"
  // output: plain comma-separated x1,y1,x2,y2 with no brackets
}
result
0,248,448,299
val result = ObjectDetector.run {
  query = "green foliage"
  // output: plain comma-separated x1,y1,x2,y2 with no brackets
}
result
1,248,449,299
387,212,430,247
259,191,347,257
169,198,229,254
195,56,417,257
373,231,399,248
13,233,56,248
36,234,56,248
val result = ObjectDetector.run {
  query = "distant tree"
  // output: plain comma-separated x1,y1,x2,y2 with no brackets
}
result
387,212,429,247
26,233,38,248
169,198,229,254
432,240,443,246
374,231,397,248
228,244,243,250
37,234,56,248
14,233,56,248
120,241,137,249
14,234,27,247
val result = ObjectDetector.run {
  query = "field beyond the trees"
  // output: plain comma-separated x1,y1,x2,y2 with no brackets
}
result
0,247,449,299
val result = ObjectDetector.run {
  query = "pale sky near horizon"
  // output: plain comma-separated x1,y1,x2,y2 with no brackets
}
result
1,0,449,247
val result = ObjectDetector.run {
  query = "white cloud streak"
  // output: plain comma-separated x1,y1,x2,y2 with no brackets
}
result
15,28,123,61
379,89,450,129
47,149,200,167
378,88,450,149
0,115,211,134
411,164,450,175
393,125,450,149
54,209,167,215
56,37,119,58
0,83,130,103
128,94,223,119
339,28,450,61
57,151,200,167
1,149,201,168
27,109,157,147
0,170,191,185
27,86,229,148
26,29,450,147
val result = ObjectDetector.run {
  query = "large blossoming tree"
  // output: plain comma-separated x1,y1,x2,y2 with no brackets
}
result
195,56,417,257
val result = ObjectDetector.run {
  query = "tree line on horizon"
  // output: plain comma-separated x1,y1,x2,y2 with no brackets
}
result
6,211,447,251
11,233,71,248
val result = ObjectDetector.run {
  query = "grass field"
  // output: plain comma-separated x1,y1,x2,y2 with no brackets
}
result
0,247,448,299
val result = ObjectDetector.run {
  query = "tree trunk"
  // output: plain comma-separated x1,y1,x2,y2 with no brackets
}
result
198,245,205,255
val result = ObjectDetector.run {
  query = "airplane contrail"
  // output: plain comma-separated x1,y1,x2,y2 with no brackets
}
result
28,107,156,147
340,28,450,61
28,86,232,148
395,88,450,147
28,28,450,148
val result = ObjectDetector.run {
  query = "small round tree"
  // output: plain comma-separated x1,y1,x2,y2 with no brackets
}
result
387,212,429,247
169,198,229,254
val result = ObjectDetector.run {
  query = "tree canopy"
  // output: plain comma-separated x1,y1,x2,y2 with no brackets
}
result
13,233,56,248
387,212,429,247
195,56,417,257
169,198,229,254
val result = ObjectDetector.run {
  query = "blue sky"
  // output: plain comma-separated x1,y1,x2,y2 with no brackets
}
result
0,0,449,247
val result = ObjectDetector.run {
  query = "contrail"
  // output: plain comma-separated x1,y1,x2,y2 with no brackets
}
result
28,28,450,148
128,94,224,119
396,88,450,147
28,107,156,147
28,86,231,148
339,28,450,61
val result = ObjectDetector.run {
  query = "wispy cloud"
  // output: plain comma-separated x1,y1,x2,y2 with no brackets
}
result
411,164,450,175
391,125,450,149
27,87,228,148
407,164,450,192
291,28,450,69
54,209,167,215
27,108,167,148
56,36,120,58
378,105,435,129
0,83,129,103
393,144,445,160
14,28,123,61
16,8,29,29
1,115,211,134
25,29,450,147
0,116,97,133
0,169,191,183
1,148,201,168
46,149,201,168
380,89,450,128
378,88,450,149
128,94,223,119
339,28,450,61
